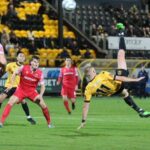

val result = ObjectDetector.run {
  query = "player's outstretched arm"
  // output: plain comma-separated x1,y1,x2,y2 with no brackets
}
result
115,76,145,82
57,68,63,85
77,102,90,130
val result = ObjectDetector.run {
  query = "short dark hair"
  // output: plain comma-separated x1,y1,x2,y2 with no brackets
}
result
31,55,40,61
17,51,24,56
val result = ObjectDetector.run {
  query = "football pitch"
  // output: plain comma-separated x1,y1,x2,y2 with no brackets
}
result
0,96,150,150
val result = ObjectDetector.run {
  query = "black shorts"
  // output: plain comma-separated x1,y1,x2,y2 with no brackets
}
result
115,69,129,89
112,83,124,96
115,69,129,77
2,87,16,98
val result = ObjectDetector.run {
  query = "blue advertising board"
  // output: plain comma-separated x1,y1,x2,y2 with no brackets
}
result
0,68,61,94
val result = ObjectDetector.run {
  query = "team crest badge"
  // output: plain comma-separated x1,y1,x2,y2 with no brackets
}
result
117,70,122,75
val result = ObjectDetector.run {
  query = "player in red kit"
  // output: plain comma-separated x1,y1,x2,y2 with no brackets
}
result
0,43,7,77
0,56,54,128
57,57,78,114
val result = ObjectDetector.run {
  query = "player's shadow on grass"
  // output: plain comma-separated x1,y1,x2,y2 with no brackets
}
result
74,131,112,137
53,131,111,138
5,123,27,127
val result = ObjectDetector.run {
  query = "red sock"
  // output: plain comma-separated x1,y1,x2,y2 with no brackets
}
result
64,100,71,113
42,107,51,125
1,104,12,124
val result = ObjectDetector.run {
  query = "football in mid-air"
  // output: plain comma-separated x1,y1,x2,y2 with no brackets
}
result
62,0,77,11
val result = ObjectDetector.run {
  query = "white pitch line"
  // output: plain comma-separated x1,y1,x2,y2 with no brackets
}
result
12,115,139,123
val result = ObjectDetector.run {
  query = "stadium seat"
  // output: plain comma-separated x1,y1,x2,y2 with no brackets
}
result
39,58,47,67
48,59,55,67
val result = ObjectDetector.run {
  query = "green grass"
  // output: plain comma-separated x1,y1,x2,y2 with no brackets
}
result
0,96,150,150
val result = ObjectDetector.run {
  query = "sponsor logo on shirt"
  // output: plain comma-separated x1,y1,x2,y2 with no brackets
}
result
64,72,74,75
24,76,37,81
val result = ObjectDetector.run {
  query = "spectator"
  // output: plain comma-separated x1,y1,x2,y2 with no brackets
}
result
108,25,117,36
2,3,17,24
55,47,70,67
83,49,93,59
43,36,57,48
70,41,80,56
27,40,37,54
9,31,18,45
0,30,10,54
126,25,137,37
137,66,149,98
129,5,139,15
91,23,97,36
59,47,70,58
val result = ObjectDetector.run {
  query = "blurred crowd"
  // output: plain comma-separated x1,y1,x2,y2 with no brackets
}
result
0,0,96,65
1,1,150,61
90,5,150,37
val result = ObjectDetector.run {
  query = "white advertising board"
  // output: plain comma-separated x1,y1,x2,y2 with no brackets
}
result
108,36,150,50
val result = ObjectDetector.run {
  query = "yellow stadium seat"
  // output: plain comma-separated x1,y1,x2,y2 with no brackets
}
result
24,58,30,64
21,48,29,55
39,58,47,67
37,49,47,55
10,52,16,58
80,50,86,55
42,14,49,20
48,59,55,67
9,48,15,54
89,50,96,58
41,53,47,58
38,31,44,38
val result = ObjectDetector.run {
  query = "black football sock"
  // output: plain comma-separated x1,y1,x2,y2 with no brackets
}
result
119,36,126,50
0,103,2,108
123,96,143,113
21,102,30,117
72,102,75,110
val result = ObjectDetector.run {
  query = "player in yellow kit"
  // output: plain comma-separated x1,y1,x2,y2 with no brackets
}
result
0,52,36,124
78,31,150,129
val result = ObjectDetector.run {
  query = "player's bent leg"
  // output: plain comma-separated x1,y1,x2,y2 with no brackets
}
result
117,33,127,70
117,49,127,70
61,88,71,114
121,89,129,97
34,96,54,128
122,89,142,113
121,89,150,117
8,95,20,105
71,98,76,110
68,89,76,110
0,95,19,127
62,95,71,114
21,100,36,125
0,93,8,108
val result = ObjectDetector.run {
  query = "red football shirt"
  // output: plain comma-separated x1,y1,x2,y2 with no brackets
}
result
17,65,44,90
58,66,78,89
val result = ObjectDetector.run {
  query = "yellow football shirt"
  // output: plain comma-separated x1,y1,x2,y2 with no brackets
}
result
5,62,21,88
84,71,122,102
